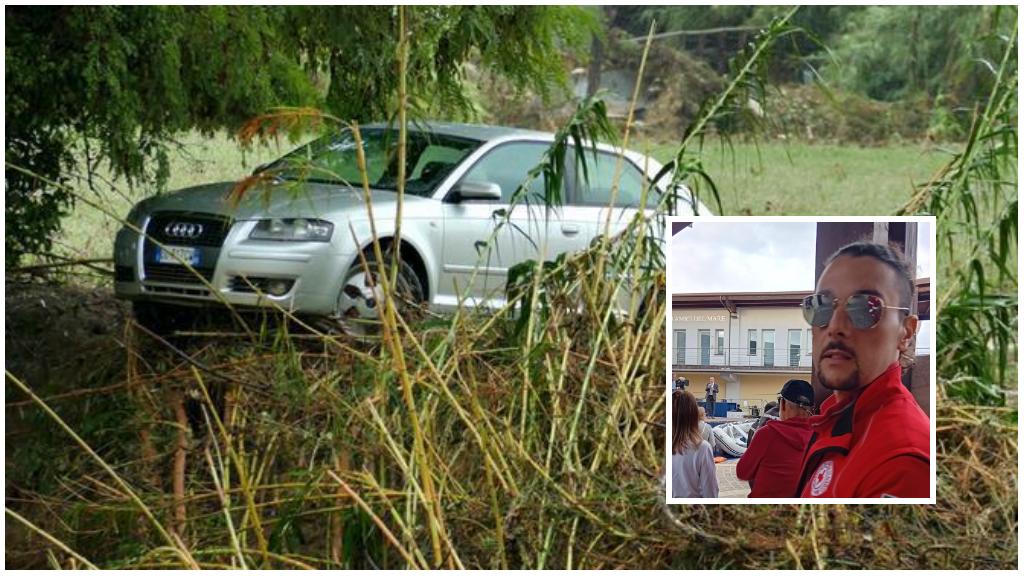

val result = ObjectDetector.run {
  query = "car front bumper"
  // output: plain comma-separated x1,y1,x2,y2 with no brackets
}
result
114,217,356,316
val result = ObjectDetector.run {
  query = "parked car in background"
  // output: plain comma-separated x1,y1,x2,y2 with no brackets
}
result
113,122,711,335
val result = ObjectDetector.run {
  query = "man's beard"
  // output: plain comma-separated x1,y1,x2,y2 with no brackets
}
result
816,365,860,391
817,341,861,391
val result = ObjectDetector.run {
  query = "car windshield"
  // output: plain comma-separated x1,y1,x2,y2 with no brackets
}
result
267,128,483,197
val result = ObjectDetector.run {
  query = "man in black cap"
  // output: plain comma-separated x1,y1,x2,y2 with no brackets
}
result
736,379,815,497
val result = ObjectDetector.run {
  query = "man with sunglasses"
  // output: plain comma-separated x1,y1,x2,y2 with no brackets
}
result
795,242,929,498
737,379,815,497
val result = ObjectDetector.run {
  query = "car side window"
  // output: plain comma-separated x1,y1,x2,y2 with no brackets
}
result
408,144,469,188
572,150,654,208
458,142,550,203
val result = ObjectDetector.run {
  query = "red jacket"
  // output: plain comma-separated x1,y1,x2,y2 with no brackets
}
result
796,363,930,498
737,416,812,497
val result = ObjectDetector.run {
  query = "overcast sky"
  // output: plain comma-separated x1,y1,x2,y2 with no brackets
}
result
670,221,933,293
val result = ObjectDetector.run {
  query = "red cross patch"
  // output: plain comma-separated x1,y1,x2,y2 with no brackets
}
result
810,460,835,496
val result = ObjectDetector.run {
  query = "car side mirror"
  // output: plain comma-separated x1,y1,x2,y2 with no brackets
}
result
452,180,502,202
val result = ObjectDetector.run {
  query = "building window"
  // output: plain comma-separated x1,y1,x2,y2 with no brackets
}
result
763,329,775,367
805,328,812,358
748,329,757,356
674,330,685,365
698,329,711,365
715,329,725,355
789,329,801,367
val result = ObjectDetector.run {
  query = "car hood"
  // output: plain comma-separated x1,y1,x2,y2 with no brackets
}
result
137,180,428,220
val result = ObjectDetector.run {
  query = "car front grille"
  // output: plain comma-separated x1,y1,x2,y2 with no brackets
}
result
143,285,211,297
144,263,216,284
142,211,231,285
146,212,233,247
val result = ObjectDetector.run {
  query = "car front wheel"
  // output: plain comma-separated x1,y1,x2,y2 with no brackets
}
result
333,249,426,337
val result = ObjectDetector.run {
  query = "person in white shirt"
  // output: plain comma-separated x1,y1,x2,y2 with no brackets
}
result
671,389,720,498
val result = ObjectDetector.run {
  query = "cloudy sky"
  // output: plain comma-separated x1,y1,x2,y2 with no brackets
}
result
669,221,933,293
669,220,934,353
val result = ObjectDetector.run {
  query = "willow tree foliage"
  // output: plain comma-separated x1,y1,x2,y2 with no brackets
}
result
5,6,313,264
4,5,592,266
280,6,594,122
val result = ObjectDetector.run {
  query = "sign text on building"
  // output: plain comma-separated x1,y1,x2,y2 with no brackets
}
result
673,313,728,322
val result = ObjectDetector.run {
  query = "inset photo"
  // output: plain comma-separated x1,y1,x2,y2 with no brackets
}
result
665,217,936,504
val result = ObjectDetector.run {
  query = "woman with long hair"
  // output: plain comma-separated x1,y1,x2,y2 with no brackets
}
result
671,389,719,498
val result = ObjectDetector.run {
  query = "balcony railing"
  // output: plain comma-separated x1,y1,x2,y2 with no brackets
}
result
671,345,931,371
670,345,811,371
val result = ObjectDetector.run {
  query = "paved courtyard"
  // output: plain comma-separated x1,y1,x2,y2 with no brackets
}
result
716,458,751,498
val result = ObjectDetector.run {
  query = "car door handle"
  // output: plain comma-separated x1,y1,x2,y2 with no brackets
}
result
561,223,580,236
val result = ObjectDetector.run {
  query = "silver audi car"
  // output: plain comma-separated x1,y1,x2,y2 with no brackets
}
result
114,122,710,334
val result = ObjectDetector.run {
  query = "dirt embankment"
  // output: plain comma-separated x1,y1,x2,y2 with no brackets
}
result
6,279,129,390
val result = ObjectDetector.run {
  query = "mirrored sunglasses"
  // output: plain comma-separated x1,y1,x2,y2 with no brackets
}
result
801,293,910,330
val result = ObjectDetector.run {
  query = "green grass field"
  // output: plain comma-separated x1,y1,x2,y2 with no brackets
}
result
645,139,953,216
56,134,954,263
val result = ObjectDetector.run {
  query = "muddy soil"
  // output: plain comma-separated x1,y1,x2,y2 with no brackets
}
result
5,278,130,390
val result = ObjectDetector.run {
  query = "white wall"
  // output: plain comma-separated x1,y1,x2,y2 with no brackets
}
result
672,305,813,369
670,308,730,366
733,307,812,369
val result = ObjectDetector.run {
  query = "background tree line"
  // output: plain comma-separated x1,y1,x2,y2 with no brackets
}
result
614,5,1014,103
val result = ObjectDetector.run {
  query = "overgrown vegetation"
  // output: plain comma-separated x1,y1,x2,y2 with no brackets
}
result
5,5,1018,570
608,5,1016,144
900,23,1018,407
616,5,1014,104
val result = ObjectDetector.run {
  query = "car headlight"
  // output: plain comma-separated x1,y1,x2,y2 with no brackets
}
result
249,218,334,242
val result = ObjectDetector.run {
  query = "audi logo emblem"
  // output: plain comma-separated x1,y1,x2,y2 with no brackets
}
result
164,222,205,239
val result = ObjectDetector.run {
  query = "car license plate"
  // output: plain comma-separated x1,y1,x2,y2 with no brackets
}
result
156,246,200,266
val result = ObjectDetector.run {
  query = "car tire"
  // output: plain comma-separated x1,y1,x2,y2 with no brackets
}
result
333,248,426,337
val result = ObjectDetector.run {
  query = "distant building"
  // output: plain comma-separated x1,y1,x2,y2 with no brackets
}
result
671,290,811,411
671,280,930,412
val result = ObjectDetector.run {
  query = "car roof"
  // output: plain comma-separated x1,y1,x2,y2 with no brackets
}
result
356,121,665,175
360,121,551,143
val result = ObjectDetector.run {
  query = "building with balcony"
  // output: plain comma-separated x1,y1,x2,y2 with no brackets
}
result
671,279,930,412
670,291,811,411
